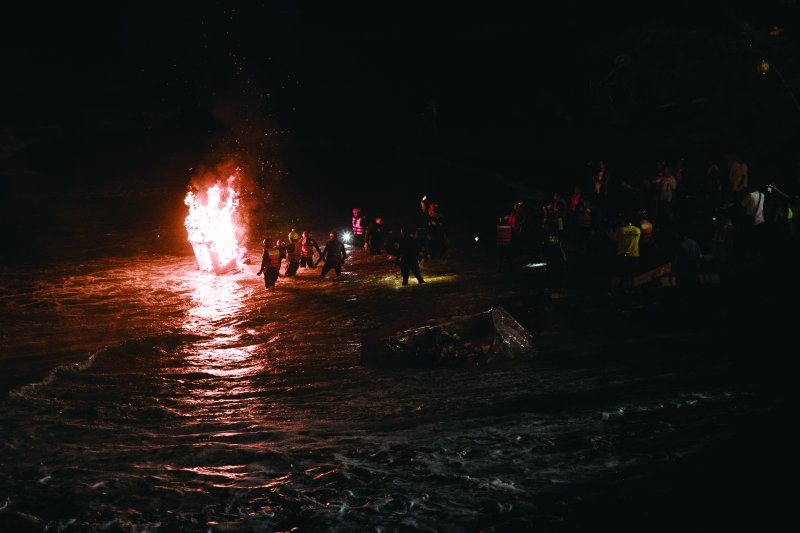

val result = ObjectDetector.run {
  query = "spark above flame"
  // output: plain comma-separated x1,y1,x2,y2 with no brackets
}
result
184,173,248,275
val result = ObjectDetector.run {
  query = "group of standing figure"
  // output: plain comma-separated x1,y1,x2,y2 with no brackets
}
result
256,229,347,288
256,200,438,288
496,151,798,298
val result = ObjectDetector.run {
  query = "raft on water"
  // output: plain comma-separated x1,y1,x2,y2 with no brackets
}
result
360,307,535,366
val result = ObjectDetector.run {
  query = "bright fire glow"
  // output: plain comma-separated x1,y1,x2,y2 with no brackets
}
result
184,173,248,274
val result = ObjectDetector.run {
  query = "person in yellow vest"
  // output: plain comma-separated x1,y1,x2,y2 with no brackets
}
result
610,215,641,295
542,210,566,295
284,229,301,277
256,237,283,288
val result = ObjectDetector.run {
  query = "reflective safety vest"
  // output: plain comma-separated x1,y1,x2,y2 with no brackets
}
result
266,248,282,268
639,219,653,244
615,224,641,257
352,216,365,235
285,241,299,261
497,224,513,246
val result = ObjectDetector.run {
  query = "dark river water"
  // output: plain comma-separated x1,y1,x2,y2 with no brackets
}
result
0,212,796,532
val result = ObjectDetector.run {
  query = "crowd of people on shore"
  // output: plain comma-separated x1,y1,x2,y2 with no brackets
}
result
498,152,798,298
255,151,797,298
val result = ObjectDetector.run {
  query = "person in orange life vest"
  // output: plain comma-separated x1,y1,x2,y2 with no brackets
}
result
284,229,301,277
496,216,514,273
351,208,366,248
507,200,528,258
299,231,322,269
610,215,641,295
508,201,526,235
319,231,347,278
638,210,656,269
568,185,583,218
547,191,567,219
257,237,283,288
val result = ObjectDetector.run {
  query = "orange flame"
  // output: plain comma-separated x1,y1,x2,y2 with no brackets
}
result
184,172,248,274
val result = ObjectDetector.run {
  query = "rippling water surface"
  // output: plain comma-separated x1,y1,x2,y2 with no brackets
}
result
0,239,791,532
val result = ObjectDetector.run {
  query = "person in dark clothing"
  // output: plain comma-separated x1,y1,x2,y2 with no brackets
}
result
542,211,566,294
674,230,703,293
397,227,425,285
257,237,283,288
319,231,347,278
299,231,322,269
366,217,386,255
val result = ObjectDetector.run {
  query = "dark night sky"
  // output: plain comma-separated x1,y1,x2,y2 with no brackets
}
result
2,1,799,227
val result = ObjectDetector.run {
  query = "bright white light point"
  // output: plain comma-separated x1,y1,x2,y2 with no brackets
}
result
524,262,548,269
342,232,352,243
474,236,480,242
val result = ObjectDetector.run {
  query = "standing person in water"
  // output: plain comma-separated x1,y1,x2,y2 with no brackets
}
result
397,227,425,285
299,231,322,269
351,208,366,248
319,231,347,278
256,237,283,288
284,229,301,277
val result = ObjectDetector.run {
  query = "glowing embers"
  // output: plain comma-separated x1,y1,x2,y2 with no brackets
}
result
184,173,248,274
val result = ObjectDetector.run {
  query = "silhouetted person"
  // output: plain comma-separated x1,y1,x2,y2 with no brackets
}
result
319,231,347,278
366,217,386,255
542,211,566,294
397,227,425,285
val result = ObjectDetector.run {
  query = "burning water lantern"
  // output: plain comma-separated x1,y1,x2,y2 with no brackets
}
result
184,173,248,275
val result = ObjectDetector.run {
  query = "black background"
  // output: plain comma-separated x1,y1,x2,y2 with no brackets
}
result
2,1,799,245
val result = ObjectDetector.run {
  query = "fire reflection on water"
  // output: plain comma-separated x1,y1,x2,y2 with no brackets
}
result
177,271,266,413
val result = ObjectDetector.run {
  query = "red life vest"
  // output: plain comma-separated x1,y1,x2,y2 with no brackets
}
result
267,248,282,268
497,224,513,246
285,241,299,261
639,219,653,244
